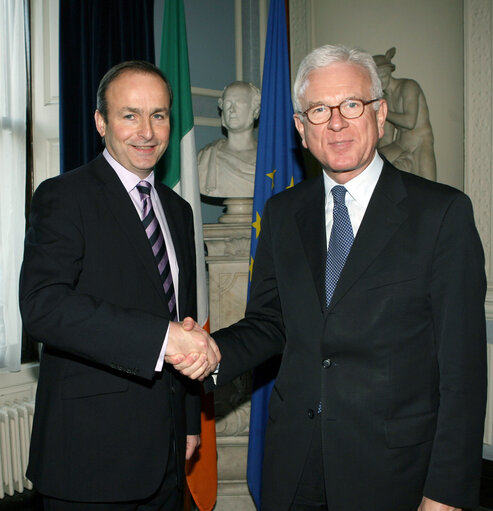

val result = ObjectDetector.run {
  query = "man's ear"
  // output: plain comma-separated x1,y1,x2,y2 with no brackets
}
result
293,114,308,149
376,100,388,140
94,110,106,138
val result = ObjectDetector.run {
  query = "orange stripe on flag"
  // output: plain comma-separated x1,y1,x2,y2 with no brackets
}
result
185,318,218,511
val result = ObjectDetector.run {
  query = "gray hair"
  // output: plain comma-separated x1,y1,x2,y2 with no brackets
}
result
218,81,261,115
293,44,383,113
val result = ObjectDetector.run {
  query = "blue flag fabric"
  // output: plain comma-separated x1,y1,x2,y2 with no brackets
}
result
246,0,304,508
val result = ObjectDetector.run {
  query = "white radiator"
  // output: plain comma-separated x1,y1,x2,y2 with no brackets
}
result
0,400,34,498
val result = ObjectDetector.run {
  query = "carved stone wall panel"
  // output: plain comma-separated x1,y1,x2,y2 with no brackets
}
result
204,222,255,510
215,393,251,437
217,435,249,479
208,264,249,333
464,0,492,317
216,435,255,511
204,223,251,331
219,270,249,322
215,492,256,511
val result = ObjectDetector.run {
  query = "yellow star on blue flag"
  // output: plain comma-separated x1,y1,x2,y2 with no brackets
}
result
252,211,262,239
266,169,276,189
249,256,254,282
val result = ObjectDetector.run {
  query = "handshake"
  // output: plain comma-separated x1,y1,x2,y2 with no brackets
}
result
165,317,221,381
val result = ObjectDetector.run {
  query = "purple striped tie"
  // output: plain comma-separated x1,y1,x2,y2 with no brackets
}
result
136,181,177,321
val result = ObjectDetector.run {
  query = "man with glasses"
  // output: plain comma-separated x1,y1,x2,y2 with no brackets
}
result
171,44,487,511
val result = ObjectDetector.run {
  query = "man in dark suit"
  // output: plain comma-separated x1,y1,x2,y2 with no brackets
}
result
19,61,219,510
171,45,487,511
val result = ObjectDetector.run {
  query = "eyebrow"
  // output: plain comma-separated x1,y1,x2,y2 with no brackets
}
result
119,106,169,115
306,96,363,108
305,101,326,108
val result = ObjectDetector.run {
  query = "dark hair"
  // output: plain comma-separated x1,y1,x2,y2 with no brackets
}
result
96,61,173,121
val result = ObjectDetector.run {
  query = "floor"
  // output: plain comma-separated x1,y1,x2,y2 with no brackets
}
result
1,490,42,510
0,491,492,511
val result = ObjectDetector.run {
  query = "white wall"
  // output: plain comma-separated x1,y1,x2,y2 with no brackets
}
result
309,0,464,190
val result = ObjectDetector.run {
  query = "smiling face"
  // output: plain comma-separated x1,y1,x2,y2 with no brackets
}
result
294,62,387,184
94,70,171,179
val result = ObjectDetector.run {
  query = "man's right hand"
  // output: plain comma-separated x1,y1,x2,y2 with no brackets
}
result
165,318,221,380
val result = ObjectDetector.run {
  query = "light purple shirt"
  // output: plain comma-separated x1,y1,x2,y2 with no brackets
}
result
103,149,178,372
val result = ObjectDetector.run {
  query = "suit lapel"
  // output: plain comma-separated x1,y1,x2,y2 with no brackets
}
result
328,162,408,310
294,177,327,308
92,157,168,306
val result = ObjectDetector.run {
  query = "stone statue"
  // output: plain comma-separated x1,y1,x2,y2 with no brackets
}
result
198,81,261,198
373,47,437,181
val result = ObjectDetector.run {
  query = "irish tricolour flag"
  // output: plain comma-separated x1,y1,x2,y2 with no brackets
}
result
158,2,217,510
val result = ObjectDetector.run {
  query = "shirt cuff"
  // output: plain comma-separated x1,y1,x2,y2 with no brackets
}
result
155,323,170,372
211,363,220,384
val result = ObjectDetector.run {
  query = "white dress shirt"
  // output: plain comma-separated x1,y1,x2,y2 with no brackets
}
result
323,151,383,247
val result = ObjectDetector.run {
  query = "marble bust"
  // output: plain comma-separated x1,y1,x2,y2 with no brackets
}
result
373,47,437,181
198,81,261,198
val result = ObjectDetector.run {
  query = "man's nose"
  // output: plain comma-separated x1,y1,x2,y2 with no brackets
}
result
327,106,348,131
138,118,153,138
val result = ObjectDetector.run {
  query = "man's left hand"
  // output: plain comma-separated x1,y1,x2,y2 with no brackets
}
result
418,496,461,511
185,434,201,460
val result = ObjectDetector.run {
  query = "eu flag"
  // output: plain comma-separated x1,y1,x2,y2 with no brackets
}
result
247,0,304,508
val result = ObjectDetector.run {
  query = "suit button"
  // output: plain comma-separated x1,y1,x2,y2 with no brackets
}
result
170,384,175,393
308,409,315,419
322,358,332,368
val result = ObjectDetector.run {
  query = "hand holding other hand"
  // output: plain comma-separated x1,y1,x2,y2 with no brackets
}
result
165,317,221,380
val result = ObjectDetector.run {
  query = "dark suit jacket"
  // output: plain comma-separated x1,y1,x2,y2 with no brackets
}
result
19,155,200,502
211,160,487,511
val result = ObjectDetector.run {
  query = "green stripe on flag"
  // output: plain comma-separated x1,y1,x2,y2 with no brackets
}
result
158,0,194,188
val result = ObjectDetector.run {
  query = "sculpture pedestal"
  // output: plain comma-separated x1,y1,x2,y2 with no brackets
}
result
203,220,256,511
218,198,253,224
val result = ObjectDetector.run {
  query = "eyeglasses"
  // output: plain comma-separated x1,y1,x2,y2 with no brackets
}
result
301,98,380,125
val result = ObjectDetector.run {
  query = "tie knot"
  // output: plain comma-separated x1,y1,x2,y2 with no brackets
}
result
136,180,151,197
331,185,347,205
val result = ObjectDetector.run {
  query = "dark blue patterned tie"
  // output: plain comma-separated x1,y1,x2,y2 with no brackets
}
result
319,186,354,414
137,181,177,321
325,185,354,307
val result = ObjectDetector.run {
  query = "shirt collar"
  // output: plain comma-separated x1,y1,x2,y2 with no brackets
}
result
103,148,155,192
323,151,383,208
